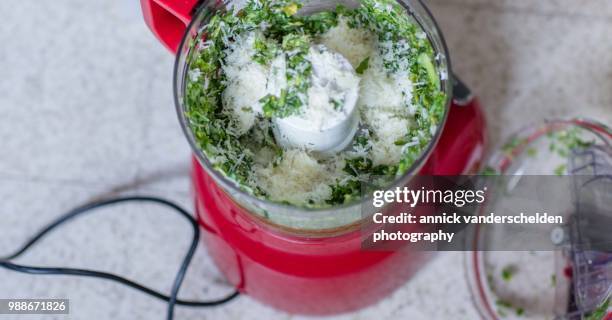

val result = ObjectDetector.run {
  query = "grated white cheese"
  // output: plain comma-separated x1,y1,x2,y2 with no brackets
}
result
222,31,269,134
266,54,287,97
318,17,376,69
188,68,202,82
252,149,339,206
363,108,410,166
357,51,414,166
358,53,406,111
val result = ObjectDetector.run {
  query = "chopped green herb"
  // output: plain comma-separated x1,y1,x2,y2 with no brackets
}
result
330,98,342,110
496,299,514,309
418,52,439,89
526,147,537,157
253,36,279,65
502,137,527,156
487,273,496,290
482,166,499,176
394,137,410,146
303,11,339,34
551,274,557,287
548,127,595,161
501,265,517,282
554,164,566,176
344,158,373,176
516,307,525,316
327,180,361,205
496,299,514,317
356,57,370,75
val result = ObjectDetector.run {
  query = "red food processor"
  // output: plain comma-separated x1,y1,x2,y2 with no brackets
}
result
140,0,487,315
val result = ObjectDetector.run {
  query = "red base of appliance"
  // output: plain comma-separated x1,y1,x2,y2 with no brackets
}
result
193,99,487,315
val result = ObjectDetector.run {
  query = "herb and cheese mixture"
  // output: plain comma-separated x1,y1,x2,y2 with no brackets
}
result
185,0,446,207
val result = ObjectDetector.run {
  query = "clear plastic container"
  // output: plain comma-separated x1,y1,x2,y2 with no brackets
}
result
466,119,612,320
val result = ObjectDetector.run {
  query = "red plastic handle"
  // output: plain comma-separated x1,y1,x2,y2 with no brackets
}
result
140,0,199,53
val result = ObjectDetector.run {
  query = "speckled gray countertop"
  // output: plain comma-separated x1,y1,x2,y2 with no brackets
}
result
1,0,611,319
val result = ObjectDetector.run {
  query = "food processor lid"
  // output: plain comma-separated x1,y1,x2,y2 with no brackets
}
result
471,118,612,319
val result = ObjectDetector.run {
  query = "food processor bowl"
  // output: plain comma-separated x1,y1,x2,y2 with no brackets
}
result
141,0,487,314
173,0,454,233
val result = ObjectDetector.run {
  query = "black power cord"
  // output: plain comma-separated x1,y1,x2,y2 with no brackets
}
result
0,196,240,320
